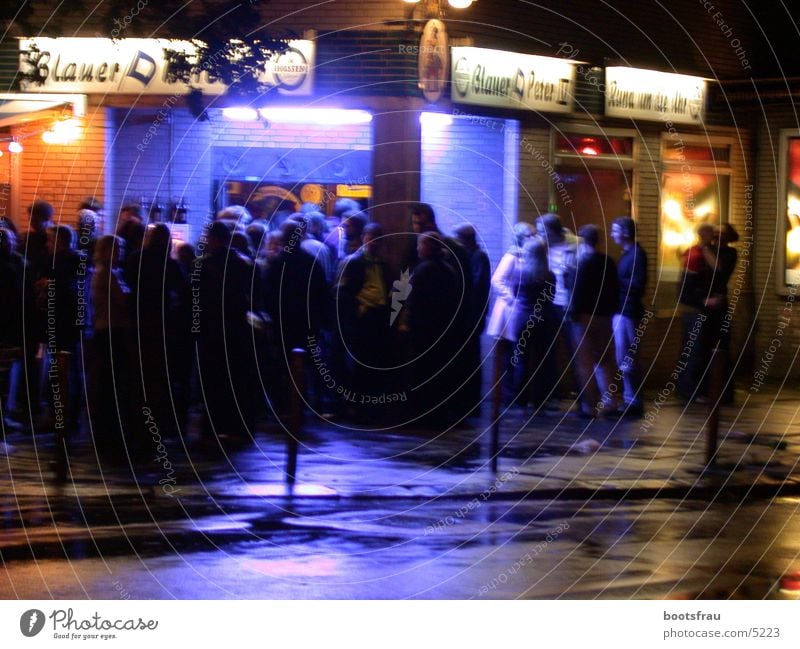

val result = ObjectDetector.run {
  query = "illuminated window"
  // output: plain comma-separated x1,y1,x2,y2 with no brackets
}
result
659,136,731,281
555,134,634,158
551,127,636,254
779,131,800,290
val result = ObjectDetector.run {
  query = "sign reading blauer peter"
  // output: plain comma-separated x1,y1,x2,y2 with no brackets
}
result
604,67,706,124
450,47,576,113
18,38,315,96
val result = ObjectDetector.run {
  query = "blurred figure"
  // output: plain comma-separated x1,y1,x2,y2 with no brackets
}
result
18,200,53,279
80,197,105,234
0,226,28,431
453,223,491,414
216,204,253,229
197,222,254,439
11,202,53,427
567,224,619,418
507,239,558,413
245,222,268,259
264,221,328,414
0,227,24,348
176,242,196,278
536,213,578,401
710,223,739,403
487,222,536,406
0,214,18,237
36,224,83,478
407,232,459,426
340,211,368,260
90,235,131,459
305,211,329,243
677,223,717,402
611,216,648,417
410,203,473,421
76,209,100,268
288,213,337,283
127,224,191,438
334,223,391,419
115,202,143,262
325,198,361,258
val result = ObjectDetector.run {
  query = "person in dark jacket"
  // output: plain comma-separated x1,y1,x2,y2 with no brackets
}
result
0,227,28,431
411,203,473,421
115,203,144,264
37,224,84,452
17,201,53,422
334,223,391,417
677,223,718,402
0,227,26,351
709,223,739,403
611,216,648,417
18,200,53,281
127,224,191,438
454,223,491,414
567,224,619,418
197,221,254,438
264,220,328,414
407,232,459,426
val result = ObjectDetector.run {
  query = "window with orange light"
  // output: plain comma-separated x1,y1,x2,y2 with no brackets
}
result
784,137,800,285
551,130,635,255
659,137,731,281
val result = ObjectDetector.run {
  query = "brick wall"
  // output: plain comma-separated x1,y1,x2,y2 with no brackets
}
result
12,105,109,230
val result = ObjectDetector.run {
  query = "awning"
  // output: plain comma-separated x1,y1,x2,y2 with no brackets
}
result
0,93,86,128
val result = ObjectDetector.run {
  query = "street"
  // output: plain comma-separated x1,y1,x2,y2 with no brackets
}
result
2,388,800,599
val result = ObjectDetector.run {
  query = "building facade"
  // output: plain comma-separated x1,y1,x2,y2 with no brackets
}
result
0,0,796,383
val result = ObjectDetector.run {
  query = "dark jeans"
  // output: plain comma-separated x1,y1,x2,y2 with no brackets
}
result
678,310,712,401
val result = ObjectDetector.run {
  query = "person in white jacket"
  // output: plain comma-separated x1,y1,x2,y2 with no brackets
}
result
486,222,536,406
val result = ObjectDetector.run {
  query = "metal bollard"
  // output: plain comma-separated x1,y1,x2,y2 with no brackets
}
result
490,340,505,474
53,351,71,482
705,344,726,467
286,348,306,484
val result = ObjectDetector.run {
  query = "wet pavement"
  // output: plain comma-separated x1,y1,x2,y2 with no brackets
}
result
2,386,800,598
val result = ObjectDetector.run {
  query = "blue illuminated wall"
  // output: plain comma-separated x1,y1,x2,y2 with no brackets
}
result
420,113,519,272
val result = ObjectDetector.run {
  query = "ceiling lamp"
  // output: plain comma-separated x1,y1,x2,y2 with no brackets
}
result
8,140,22,154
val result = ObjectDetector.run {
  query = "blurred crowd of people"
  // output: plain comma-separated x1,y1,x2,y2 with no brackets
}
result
0,196,738,462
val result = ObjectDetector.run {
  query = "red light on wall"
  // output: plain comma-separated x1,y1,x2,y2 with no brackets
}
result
780,571,800,591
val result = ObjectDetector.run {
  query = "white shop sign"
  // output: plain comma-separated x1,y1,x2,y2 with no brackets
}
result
19,38,315,96
605,66,705,124
450,46,575,113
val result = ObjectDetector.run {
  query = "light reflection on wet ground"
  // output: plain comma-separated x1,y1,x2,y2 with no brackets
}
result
2,497,799,599
3,390,800,598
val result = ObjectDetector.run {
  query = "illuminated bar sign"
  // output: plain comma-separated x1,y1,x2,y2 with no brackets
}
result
605,66,705,124
450,47,575,113
19,38,315,96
